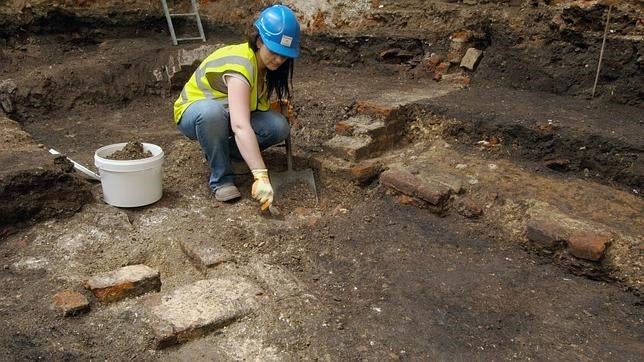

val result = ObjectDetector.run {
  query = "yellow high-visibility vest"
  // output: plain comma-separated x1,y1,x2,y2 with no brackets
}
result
173,42,269,123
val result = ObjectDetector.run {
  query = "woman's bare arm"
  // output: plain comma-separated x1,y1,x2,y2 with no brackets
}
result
227,77,266,170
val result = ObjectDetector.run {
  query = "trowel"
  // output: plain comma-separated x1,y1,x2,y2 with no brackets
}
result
259,204,286,221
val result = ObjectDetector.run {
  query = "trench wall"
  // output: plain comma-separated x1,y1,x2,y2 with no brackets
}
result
1,1,642,105
1,1,642,35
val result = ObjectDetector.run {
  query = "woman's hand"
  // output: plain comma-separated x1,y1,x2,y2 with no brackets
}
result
251,169,273,210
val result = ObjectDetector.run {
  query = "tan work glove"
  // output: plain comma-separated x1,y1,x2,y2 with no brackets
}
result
251,169,273,210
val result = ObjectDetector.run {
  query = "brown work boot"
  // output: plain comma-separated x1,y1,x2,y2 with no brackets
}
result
214,184,241,202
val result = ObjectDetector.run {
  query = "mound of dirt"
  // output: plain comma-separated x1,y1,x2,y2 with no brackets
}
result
105,141,152,160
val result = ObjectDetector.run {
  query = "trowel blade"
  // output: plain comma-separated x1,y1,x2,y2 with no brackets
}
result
259,204,285,221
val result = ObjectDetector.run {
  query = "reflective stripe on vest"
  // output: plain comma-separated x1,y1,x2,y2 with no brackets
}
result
173,43,269,123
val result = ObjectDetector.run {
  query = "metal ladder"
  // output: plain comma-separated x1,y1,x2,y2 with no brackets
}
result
160,0,206,46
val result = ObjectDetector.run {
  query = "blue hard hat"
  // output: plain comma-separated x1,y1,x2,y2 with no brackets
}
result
254,5,301,59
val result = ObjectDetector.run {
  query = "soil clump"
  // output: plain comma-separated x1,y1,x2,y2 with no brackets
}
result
105,141,153,160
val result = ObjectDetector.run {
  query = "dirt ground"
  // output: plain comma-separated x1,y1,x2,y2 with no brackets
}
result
1,4,643,361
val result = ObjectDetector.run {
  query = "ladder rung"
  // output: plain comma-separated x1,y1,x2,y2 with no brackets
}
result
170,13,197,17
176,37,205,41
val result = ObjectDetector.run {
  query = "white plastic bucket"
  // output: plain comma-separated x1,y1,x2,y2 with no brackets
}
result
94,143,164,207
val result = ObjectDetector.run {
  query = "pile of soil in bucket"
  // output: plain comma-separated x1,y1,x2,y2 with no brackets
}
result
105,141,152,160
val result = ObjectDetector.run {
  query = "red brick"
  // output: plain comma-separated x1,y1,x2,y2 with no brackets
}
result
415,182,451,206
380,168,453,208
380,168,421,196
85,264,161,304
323,135,372,162
526,218,567,250
52,289,90,317
568,232,611,261
355,101,394,117
349,161,383,184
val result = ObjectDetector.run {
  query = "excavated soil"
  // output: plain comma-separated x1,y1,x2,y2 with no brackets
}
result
1,6,642,361
105,141,153,160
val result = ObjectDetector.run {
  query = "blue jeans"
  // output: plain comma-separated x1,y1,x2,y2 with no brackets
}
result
177,99,289,191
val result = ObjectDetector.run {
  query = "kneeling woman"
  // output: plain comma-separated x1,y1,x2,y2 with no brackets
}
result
174,4,300,210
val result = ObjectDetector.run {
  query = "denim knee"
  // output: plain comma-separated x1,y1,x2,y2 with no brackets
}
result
274,114,290,142
251,110,290,148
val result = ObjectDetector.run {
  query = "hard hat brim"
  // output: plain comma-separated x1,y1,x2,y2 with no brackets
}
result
262,37,300,59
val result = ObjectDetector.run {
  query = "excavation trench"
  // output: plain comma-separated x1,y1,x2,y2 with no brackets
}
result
2,27,642,283
1,22,642,360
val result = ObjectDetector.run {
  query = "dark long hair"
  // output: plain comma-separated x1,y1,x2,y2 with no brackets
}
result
248,29,294,103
